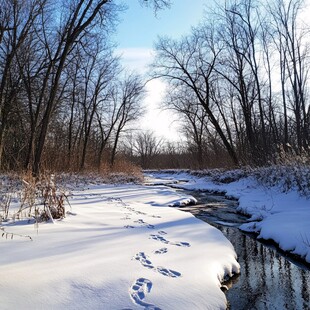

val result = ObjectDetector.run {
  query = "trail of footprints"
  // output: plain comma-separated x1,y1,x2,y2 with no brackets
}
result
149,233,191,247
118,202,190,309
130,229,190,308
129,278,161,310
133,251,181,278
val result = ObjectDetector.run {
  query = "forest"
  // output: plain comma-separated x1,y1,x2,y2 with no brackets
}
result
1,2,310,308
0,0,309,174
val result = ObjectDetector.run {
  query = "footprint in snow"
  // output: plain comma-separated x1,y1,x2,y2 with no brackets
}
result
156,267,181,278
158,230,167,235
149,215,161,219
129,278,161,310
149,234,191,247
171,241,191,247
133,252,154,270
135,210,147,215
133,252,181,278
134,219,155,229
124,207,147,216
134,219,146,224
154,247,168,255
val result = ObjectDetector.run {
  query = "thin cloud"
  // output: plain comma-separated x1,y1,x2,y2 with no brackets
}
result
116,47,154,74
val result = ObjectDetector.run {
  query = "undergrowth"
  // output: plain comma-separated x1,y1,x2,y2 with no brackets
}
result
0,172,69,240
0,164,143,240
18,172,68,223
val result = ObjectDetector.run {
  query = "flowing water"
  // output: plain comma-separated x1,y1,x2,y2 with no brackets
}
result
178,191,310,310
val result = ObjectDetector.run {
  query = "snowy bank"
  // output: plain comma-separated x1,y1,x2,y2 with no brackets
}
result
147,169,310,264
0,182,239,310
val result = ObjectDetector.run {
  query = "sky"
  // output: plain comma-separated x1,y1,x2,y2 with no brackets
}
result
114,0,208,142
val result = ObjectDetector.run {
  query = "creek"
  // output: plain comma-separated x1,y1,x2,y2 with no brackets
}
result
177,190,310,310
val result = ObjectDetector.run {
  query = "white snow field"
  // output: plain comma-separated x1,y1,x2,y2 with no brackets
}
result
0,182,240,310
148,170,310,264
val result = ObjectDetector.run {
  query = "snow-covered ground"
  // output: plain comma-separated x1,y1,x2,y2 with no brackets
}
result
147,170,310,264
0,181,239,310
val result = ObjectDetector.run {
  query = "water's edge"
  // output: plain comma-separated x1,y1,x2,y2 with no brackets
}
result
178,190,310,310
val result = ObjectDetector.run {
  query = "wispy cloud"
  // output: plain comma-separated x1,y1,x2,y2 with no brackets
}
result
115,47,154,74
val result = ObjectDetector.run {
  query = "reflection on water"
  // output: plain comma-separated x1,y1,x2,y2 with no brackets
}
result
180,192,310,310
220,226,310,310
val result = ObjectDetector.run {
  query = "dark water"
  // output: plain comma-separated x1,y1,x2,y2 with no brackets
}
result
179,192,310,310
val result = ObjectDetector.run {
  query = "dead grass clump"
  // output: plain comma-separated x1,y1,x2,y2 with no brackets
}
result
0,193,11,222
99,158,143,183
17,172,68,223
0,172,69,241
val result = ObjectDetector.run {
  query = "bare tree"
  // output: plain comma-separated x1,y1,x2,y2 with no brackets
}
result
0,0,44,169
78,46,118,170
139,0,171,11
109,73,145,167
164,89,209,168
133,130,163,168
0,0,172,172
31,0,120,175
270,0,309,153
152,26,239,165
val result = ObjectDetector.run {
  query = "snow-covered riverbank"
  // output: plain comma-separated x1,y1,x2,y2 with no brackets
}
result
147,170,310,264
0,181,239,310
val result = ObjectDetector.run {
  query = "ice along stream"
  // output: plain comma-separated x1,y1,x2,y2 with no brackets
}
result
177,190,310,310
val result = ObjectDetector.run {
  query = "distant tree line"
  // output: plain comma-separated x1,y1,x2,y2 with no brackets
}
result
122,130,236,170
152,0,310,168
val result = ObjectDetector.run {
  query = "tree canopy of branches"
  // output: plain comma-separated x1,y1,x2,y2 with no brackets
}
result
0,0,170,174
152,0,310,167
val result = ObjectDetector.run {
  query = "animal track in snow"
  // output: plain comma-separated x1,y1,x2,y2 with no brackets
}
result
135,210,147,215
134,219,146,224
153,247,168,255
129,278,161,310
149,234,191,247
149,214,161,219
133,252,154,269
158,230,167,235
124,206,147,216
170,241,190,247
134,219,155,229
133,252,181,278
156,267,181,278
149,234,169,244
100,197,128,207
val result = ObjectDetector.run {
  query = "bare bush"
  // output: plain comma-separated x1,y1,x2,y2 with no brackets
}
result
16,172,68,223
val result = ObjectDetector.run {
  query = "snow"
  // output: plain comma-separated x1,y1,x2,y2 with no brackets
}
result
147,170,310,264
0,181,239,310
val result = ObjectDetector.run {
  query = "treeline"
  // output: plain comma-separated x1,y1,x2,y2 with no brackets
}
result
152,0,310,168
0,0,169,174
1,0,309,174
122,130,232,169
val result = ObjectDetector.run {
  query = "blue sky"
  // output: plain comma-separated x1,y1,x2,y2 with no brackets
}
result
116,0,207,49
114,1,208,141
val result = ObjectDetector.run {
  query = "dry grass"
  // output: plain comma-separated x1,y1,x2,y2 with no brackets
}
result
0,171,69,240
0,171,68,229
98,158,143,183
0,193,11,222
0,160,141,240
